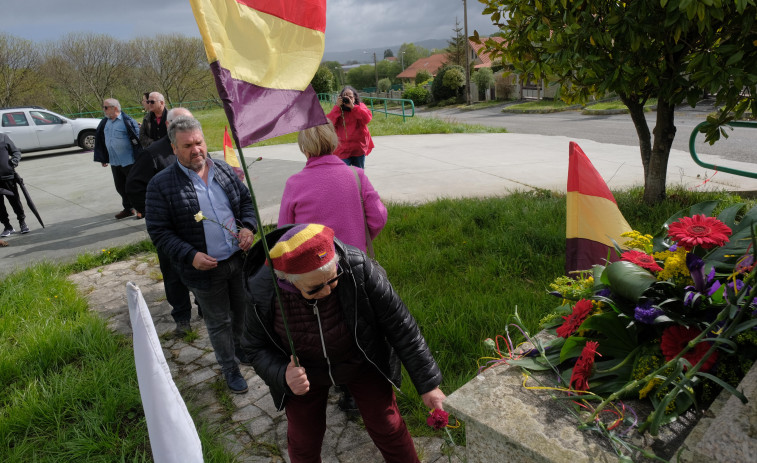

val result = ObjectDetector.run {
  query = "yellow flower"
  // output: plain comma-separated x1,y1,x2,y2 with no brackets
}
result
194,211,206,222
638,378,662,399
621,230,654,253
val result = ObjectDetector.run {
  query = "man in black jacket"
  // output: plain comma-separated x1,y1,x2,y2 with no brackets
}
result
242,224,446,462
139,91,168,149
126,107,201,336
0,133,27,237
145,116,257,394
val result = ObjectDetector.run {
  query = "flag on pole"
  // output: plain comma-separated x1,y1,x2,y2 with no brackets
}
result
224,126,245,181
190,0,328,146
126,282,203,463
566,142,631,274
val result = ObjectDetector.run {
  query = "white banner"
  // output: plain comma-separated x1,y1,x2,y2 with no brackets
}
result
126,282,203,463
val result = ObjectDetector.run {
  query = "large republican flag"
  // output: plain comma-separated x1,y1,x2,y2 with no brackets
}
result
566,142,631,274
190,0,328,146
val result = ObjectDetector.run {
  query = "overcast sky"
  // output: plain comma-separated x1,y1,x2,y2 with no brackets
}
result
3,0,500,55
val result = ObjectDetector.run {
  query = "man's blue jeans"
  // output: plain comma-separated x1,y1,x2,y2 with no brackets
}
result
187,252,245,373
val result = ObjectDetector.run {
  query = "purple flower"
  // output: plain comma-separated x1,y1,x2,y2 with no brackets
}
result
596,289,612,298
634,300,663,324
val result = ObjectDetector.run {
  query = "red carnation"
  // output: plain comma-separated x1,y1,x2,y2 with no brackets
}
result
570,341,599,392
667,215,731,251
426,408,449,430
621,250,662,272
556,299,594,338
660,325,718,372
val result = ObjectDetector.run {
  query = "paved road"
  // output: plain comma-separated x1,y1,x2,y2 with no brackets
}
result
418,101,757,164
4,107,757,276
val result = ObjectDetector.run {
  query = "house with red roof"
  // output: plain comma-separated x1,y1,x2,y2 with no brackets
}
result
396,53,449,83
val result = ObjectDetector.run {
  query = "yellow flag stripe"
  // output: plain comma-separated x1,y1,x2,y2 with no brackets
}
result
269,224,326,259
566,192,632,247
192,0,324,90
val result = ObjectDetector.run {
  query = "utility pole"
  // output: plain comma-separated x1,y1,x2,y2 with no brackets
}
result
463,0,471,105
401,51,406,70
373,52,379,91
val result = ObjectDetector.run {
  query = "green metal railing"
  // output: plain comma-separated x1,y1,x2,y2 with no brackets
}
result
363,97,415,122
689,121,757,179
317,94,416,122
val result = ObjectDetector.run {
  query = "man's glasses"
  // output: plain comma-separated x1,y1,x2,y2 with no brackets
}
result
103,106,111,109
146,100,156,104
305,269,343,296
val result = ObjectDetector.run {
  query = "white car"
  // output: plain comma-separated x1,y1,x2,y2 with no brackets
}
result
0,106,101,152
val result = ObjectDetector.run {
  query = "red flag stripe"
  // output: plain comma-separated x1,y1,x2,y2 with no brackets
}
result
235,0,327,32
566,141,617,203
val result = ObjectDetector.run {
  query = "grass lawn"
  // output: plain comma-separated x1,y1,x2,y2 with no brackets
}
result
2,184,750,460
585,98,658,111
192,104,506,152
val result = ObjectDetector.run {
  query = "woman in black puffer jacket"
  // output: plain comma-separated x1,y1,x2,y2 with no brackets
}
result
241,224,444,463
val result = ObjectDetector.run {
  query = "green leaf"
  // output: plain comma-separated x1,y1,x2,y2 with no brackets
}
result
508,357,554,371
697,372,748,402
726,51,745,67
603,261,657,302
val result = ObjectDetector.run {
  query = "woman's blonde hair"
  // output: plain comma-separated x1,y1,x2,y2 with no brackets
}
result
298,122,338,157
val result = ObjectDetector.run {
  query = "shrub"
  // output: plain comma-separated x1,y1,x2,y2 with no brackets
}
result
415,70,432,85
432,65,465,102
311,67,335,94
402,85,430,105
378,78,392,92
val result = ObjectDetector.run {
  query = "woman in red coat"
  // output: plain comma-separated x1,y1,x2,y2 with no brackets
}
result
326,86,375,168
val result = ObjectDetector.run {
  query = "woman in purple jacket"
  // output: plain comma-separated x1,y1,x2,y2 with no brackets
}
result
278,122,387,254
278,121,387,413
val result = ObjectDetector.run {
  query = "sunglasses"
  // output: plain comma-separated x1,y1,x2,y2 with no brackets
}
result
305,269,343,296
146,100,157,104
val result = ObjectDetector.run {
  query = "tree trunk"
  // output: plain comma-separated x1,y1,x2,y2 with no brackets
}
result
644,101,677,204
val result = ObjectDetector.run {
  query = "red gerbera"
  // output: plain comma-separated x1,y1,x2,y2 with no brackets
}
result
660,325,718,372
426,408,449,430
570,341,599,392
556,299,594,338
667,214,731,251
621,250,662,272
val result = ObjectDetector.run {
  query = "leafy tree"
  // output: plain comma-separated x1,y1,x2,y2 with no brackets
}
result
376,60,402,83
432,65,465,101
415,69,432,85
442,68,465,91
398,43,431,70
0,34,42,108
345,64,376,90
472,67,495,99
384,49,394,59
43,33,135,113
445,18,467,67
131,35,211,106
479,0,757,204
321,60,343,88
378,78,392,92
311,66,335,94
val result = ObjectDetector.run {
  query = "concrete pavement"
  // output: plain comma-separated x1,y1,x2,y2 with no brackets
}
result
3,132,756,275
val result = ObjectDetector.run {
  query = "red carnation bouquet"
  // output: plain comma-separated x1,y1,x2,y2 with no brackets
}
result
508,200,757,437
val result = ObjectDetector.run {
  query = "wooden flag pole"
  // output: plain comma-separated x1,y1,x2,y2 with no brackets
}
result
230,131,299,367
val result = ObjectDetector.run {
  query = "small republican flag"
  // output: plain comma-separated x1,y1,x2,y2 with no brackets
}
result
223,126,245,182
565,142,631,274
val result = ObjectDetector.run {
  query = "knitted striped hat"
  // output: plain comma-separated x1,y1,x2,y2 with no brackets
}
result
269,224,336,274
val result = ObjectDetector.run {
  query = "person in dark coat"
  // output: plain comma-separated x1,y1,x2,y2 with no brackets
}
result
126,107,201,336
139,91,168,149
0,133,27,237
242,223,446,462
145,116,257,394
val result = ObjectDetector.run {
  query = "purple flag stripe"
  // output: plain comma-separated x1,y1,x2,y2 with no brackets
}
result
211,62,327,146
566,237,622,275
